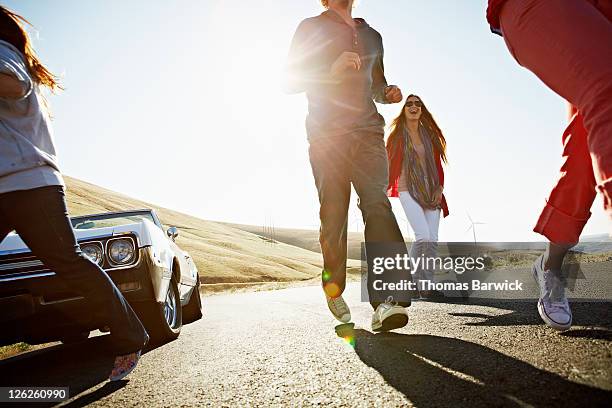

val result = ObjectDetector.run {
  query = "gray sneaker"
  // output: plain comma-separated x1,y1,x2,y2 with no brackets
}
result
371,296,409,332
532,255,572,331
325,293,351,323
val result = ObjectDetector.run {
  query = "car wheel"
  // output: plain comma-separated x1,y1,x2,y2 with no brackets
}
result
182,277,203,324
60,331,90,345
142,278,182,344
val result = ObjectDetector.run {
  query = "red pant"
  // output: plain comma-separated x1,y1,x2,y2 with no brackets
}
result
499,0,612,243
534,112,597,244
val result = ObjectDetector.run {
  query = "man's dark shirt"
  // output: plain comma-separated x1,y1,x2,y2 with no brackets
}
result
286,10,391,141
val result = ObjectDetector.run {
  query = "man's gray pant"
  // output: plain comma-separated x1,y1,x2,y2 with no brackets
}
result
309,131,413,309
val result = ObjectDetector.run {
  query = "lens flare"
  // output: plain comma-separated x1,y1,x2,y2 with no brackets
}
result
343,335,355,348
324,282,341,298
335,323,356,348
322,269,331,282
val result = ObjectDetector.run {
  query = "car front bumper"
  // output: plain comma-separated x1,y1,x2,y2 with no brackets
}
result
0,247,163,345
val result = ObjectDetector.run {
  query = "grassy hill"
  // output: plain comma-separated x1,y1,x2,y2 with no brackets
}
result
223,223,365,261
64,177,360,285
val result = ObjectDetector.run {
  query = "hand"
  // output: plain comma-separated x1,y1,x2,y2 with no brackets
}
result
385,85,403,103
330,52,361,79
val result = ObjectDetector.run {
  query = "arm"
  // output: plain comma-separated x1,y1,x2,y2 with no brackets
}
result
0,45,33,100
371,35,402,104
284,20,337,94
371,37,388,104
0,73,26,98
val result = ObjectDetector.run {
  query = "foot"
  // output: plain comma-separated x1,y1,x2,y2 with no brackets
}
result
109,351,141,381
532,255,572,331
372,296,409,332
325,293,351,323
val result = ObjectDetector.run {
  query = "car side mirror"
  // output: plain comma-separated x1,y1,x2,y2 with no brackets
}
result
167,226,179,241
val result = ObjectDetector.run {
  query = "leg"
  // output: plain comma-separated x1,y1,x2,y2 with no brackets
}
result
534,113,597,245
500,0,612,219
309,138,352,298
0,186,148,354
351,133,412,308
399,191,431,289
423,207,441,283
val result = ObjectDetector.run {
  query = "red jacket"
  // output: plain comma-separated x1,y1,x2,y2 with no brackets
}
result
486,0,506,31
386,135,449,218
487,0,606,31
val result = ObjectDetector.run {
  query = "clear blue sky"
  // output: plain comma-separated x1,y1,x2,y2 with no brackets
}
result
3,0,607,241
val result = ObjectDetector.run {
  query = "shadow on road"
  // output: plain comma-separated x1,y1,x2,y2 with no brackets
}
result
0,335,164,407
342,327,611,408
443,299,612,334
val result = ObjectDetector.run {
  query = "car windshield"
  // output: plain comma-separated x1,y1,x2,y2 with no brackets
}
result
71,212,157,230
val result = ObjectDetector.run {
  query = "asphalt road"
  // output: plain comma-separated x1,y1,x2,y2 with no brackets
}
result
0,282,611,407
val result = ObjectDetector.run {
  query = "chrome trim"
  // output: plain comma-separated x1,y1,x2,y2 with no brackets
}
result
80,240,105,266
0,248,34,256
39,295,84,305
70,209,163,230
0,260,43,271
0,271,55,282
106,236,138,267
76,233,117,241
105,252,143,271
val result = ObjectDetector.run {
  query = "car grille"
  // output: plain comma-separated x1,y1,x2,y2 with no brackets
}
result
0,253,54,282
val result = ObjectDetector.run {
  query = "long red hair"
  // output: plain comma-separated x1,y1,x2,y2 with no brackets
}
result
0,6,61,91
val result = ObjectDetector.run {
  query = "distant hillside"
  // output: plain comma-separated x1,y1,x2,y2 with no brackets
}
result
64,177,359,284
223,223,365,261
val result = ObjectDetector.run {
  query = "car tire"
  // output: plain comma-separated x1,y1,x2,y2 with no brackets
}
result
60,331,90,345
142,278,182,344
182,277,203,324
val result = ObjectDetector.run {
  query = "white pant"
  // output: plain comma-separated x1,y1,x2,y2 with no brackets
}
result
399,191,441,289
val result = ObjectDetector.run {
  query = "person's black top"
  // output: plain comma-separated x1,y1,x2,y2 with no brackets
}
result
286,9,391,141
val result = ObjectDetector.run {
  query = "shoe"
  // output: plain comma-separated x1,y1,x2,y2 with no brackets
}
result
325,293,351,323
372,296,409,332
532,255,572,331
109,351,141,381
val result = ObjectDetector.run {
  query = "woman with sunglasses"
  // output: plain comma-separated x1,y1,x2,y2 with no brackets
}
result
386,94,449,298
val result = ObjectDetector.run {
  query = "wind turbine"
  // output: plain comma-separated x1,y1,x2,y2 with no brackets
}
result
466,212,486,244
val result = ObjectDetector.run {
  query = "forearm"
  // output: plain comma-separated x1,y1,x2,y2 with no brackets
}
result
372,83,388,104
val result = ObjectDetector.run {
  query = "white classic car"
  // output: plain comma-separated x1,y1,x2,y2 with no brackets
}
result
0,209,202,345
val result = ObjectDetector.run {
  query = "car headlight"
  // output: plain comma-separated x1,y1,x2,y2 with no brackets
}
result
82,243,104,266
108,238,135,265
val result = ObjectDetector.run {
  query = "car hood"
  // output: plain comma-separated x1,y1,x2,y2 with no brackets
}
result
0,220,157,254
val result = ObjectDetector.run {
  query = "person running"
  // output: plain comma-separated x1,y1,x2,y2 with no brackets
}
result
486,0,612,330
0,6,148,379
285,0,412,331
386,94,449,299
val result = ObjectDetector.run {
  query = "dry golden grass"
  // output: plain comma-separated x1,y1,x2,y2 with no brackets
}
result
64,176,359,284
223,222,365,261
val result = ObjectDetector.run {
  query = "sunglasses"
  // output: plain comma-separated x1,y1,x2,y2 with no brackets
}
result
405,100,423,108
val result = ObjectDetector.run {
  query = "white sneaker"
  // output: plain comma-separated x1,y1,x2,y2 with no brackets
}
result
532,255,572,331
325,293,351,323
371,296,409,332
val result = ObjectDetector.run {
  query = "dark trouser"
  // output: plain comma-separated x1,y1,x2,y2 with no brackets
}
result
309,131,412,309
0,186,148,355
